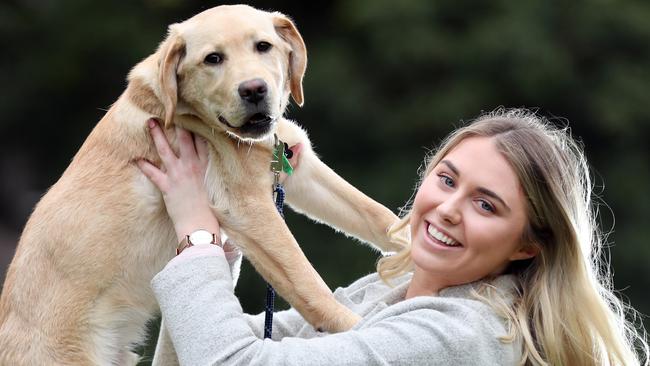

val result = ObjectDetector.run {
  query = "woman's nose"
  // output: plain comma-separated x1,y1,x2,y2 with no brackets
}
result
437,194,462,225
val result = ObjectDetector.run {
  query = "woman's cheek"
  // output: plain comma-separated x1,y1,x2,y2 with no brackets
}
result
463,213,492,247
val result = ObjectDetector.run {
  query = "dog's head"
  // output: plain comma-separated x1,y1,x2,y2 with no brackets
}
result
155,5,306,140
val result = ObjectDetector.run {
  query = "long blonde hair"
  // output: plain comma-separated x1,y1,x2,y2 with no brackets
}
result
378,108,649,365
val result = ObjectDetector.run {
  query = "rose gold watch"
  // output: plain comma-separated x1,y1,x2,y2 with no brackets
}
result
176,229,220,255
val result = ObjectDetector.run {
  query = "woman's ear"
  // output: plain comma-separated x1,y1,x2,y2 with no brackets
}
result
272,13,307,107
157,25,186,128
509,242,540,261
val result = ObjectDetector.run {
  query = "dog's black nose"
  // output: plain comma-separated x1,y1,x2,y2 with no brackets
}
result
238,78,267,104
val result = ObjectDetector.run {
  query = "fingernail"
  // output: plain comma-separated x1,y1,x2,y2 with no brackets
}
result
148,119,157,129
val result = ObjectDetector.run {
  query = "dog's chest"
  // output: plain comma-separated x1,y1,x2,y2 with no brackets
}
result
203,138,276,210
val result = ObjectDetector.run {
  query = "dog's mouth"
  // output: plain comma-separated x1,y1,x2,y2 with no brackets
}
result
218,113,275,138
244,113,273,127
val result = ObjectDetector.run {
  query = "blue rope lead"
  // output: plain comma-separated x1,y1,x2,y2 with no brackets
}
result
264,183,285,339
263,282,276,339
273,183,286,217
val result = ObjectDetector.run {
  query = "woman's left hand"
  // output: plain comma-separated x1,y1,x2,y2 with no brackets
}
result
137,118,220,243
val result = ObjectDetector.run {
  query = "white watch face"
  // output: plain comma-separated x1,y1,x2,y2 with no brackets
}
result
188,230,214,245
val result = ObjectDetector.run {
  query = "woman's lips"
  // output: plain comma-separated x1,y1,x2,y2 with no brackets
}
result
422,222,463,251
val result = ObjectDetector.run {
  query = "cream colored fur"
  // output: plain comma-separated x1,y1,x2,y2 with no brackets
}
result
0,5,403,365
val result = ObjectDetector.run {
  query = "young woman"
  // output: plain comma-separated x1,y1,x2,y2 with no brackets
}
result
138,109,648,365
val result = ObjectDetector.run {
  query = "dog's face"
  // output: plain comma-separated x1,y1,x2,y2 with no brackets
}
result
158,5,307,140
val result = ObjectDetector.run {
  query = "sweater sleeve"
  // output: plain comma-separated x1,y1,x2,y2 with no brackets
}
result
152,255,515,366
224,247,242,287
242,308,310,340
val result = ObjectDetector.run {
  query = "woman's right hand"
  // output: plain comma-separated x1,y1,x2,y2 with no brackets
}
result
137,118,220,243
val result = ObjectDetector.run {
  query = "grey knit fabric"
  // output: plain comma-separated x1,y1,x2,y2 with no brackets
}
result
152,254,521,365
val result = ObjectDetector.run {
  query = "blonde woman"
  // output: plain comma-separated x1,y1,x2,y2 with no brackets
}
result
139,109,648,365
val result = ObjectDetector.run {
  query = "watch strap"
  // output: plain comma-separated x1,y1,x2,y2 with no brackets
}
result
176,232,219,255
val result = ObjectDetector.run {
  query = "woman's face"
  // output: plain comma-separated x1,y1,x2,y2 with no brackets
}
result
409,136,536,288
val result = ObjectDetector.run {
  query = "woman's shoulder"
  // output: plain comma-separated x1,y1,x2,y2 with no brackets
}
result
338,271,412,293
337,273,518,322
334,272,411,303
339,272,517,304
412,275,518,318
328,273,522,362
364,274,519,332
355,275,522,364
329,272,411,319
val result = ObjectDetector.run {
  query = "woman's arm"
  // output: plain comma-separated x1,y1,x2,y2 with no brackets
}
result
152,253,513,366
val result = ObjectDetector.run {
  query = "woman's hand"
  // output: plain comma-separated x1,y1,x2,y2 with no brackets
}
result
137,118,220,243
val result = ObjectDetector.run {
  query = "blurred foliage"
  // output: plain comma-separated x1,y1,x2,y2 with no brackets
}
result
0,0,649,363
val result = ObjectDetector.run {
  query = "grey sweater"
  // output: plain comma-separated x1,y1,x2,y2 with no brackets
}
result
151,252,522,365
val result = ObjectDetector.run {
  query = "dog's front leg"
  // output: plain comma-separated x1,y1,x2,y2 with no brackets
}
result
277,122,406,253
217,195,361,333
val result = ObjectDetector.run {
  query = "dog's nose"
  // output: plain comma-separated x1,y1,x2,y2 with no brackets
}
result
238,78,267,104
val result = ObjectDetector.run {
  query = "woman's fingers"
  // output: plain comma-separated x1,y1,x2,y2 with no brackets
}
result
194,134,209,164
148,119,177,164
177,126,196,159
136,159,168,192
171,124,208,169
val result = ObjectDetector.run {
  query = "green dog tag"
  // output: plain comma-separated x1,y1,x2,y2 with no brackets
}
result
272,137,293,176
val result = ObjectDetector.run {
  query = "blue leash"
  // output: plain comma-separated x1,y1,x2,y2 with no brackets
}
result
264,182,285,339
265,136,292,339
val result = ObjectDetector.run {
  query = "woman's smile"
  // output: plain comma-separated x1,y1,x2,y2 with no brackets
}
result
423,221,463,250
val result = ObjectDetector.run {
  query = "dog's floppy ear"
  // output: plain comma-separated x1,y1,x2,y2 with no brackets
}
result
158,26,186,128
273,13,307,107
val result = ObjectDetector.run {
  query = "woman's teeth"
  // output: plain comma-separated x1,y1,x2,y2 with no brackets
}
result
427,225,460,246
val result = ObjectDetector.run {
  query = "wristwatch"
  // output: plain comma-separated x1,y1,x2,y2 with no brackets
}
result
176,229,220,255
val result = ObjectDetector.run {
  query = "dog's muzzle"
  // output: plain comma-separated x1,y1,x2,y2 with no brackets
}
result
218,113,275,137
239,113,274,135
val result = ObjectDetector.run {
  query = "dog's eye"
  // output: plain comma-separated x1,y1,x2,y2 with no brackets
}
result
256,41,272,53
204,52,224,65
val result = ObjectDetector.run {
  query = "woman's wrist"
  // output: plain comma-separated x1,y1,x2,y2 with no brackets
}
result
174,209,221,243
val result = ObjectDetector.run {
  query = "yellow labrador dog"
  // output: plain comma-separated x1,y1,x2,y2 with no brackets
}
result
0,4,404,365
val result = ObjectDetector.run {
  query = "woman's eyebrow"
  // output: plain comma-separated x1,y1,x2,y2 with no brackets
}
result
441,160,459,175
477,187,511,212
441,159,511,212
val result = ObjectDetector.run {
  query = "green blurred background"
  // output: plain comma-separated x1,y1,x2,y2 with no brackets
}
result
0,0,648,363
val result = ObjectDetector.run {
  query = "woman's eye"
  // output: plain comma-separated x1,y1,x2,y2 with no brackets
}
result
478,200,495,213
204,52,224,65
256,41,272,52
439,175,454,187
